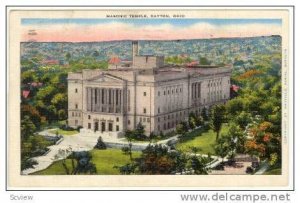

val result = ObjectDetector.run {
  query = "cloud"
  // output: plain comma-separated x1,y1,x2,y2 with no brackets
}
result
21,21,282,42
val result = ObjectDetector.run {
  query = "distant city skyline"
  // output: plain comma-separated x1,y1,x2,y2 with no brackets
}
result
21,18,282,42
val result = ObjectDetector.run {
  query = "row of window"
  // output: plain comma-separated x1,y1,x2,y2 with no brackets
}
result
87,122,119,132
87,115,120,122
71,112,81,117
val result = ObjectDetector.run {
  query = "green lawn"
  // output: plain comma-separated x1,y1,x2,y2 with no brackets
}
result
263,167,282,175
175,124,229,155
49,129,79,136
31,149,141,175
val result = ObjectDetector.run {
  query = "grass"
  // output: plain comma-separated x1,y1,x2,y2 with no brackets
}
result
31,148,141,175
263,167,282,175
49,129,79,136
175,124,229,155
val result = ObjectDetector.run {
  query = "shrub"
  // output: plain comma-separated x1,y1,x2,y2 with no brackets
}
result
94,136,106,150
246,166,254,174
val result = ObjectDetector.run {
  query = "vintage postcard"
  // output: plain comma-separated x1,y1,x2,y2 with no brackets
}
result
7,7,293,189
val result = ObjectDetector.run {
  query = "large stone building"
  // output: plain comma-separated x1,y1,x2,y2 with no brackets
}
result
68,41,232,137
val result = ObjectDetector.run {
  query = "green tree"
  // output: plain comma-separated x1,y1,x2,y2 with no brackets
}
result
201,107,209,121
234,111,252,130
21,116,36,140
199,57,211,65
124,130,134,161
210,104,226,140
62,151,97,175
51,93,67,110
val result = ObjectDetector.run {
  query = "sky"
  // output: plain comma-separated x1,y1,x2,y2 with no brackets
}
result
21,18,282,42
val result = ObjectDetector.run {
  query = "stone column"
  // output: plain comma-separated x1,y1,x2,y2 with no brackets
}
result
106,89,109,112
120,89,123,113
86,87,90,111
113,89,117,113
99,88,102,112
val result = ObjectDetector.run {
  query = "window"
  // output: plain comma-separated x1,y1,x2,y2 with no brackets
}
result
164,91,166,95
75,120,78,125
72,112,74,117
143,108,147,114
176,88,178,93
116,117,119,122
147,118,150,123
144,92,147,96
128,120,131,125
75,104,78,109
158,91,160,96
140,117,142,122
75,88,78,93
158,117,160,122
158,125,160,131
116,125,119,131
158,107,160,114
143,117,146,122
168,90,170,95
108,123,113,131
95,89,97,104
88,115,91,119
88,123,91,129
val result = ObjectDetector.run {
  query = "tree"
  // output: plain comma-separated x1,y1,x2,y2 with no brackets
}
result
176,123,185,135
62,151,97,175
21,116,36,140
94,136,107,150
36,85,57,104
114,163,136,175
134,122,145,138
225,97,244,118
188,156,209,175
21,104,42,129
21,70,37,84
234,111,252,130
57,109,67,120
188,113,197,129
65,52,71,61
210,104,226,140
201,107,209,121
136,144,174,174
124,130,134,161
214,136,231,162
176,121,189,136
51,93,67,110
199,57,211,65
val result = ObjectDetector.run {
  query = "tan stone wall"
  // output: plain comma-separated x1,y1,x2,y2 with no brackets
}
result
67,67,232,135
68,79,83,127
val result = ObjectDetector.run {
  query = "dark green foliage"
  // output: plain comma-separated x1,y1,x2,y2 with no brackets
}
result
21,158,38,171
199,56,211,65
189,156,209,175
62,151,97,175
201,107,209,121
210,104,226,140
94,136,107,150
114,163,136,175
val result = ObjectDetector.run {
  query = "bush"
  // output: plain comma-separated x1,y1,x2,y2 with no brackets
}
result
94,136,106,150
21,158,38,171
246,166,254,174
60,124,76,131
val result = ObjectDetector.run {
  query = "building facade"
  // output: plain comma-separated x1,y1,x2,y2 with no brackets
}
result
68,41,232,136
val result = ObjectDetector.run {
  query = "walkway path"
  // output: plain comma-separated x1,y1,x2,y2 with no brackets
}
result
22,129,179,175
